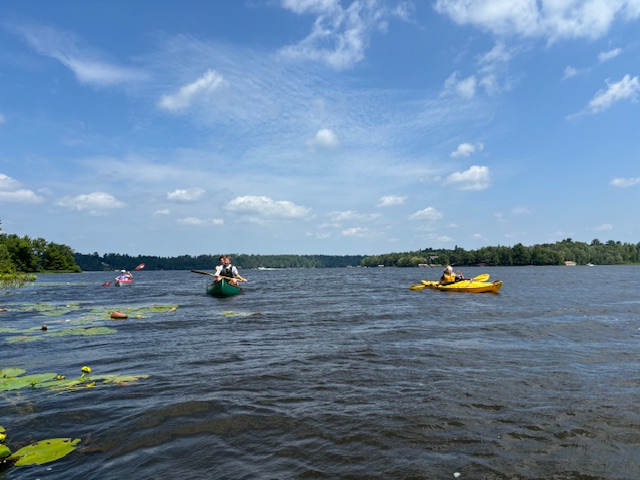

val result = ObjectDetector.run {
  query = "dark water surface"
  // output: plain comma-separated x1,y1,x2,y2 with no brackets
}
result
2,266,639,479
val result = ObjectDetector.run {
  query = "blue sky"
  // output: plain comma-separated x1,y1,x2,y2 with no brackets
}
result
1,0,639,257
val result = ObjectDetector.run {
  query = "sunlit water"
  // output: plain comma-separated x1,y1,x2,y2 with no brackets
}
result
1,266,639,479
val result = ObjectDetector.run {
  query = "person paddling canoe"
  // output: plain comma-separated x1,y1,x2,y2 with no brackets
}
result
213,255,247,286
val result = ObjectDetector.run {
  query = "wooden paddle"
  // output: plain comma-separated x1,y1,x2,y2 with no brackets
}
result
191,269,248,282
191,269,217,276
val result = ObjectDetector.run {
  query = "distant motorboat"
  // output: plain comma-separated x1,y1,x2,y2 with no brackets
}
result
586,263,595,266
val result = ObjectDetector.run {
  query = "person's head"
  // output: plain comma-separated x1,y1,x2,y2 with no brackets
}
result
219,256,225,263
445,266,453,272
121,269,126,273
223,256,231,265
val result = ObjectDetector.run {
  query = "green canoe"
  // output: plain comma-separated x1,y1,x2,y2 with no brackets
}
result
206,278,242,297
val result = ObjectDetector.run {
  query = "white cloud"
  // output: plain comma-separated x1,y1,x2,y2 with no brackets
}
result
225,195,311,219
586,74,640,114
610,177,640,187
562,65,581,80
166,187,206,202
598,47,622,63
444,165,491,190
278,0,408,70
158,70,227,112
55,192,124,213
341,227,369,237
13,23,145,87
308,128,339,148
594,223,613,231
154,209,171,215
377,195,406,207
177,217,224,226
329,210,380,222
451,142,484,158
410,207,443,221
511,206,534,215
444,72,477,98
0,113,5,125
433,0,640,42
0,173,44,204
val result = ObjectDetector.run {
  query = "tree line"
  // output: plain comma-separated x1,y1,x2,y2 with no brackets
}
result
0,233,80,274
75,238,640,271
1,211,638,274
73,252,367,271
360,238,640,268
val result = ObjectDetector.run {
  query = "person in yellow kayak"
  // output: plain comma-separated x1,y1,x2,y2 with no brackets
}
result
439,265,464,285
214,255,248,286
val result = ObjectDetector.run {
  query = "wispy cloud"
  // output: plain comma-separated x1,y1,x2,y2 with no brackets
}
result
586,74,640,114
176,217,224,226
0,173,44,204
225,195,311,219
598,47,622,63
166,187,206,202
158,69,227,112
278,0,409,70
328,210,380,222
12,23,146,87
377,195,406,207
610,177,640,187
55,192,124,214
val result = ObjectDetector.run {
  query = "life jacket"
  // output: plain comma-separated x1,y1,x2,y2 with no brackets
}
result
441,271,457,283
219,265,234,278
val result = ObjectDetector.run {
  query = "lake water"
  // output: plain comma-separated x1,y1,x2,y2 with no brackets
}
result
1,266,639,479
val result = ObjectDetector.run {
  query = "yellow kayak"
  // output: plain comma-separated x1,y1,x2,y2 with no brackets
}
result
421,279,502,293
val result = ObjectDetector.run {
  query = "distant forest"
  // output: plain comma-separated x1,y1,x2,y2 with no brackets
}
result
73,238,640,271
73,252,366,271
360,238,640,268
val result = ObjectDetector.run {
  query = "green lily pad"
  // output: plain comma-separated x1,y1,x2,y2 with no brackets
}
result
9,438,80,466
6,335,43,343
1,368,26,378
50,327,117,337
0,373,57,391
0,444,11,459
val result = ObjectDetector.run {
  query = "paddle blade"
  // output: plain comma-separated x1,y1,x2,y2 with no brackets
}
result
472,273,490,282
134,263,145,270
409,284,426,290
102,281,111,287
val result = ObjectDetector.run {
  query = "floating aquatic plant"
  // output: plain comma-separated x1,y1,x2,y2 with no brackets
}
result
0,303,178,343
0,366,148,393
0,425,80,469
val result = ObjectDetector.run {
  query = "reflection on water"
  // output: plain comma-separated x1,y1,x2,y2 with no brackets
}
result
1,266,639,479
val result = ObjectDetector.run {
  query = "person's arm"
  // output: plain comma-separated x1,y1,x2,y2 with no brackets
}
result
232,267,248,282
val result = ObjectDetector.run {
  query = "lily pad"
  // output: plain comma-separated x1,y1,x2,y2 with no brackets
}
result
0,373,57,391
9,438,81,466
1,368,26,378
